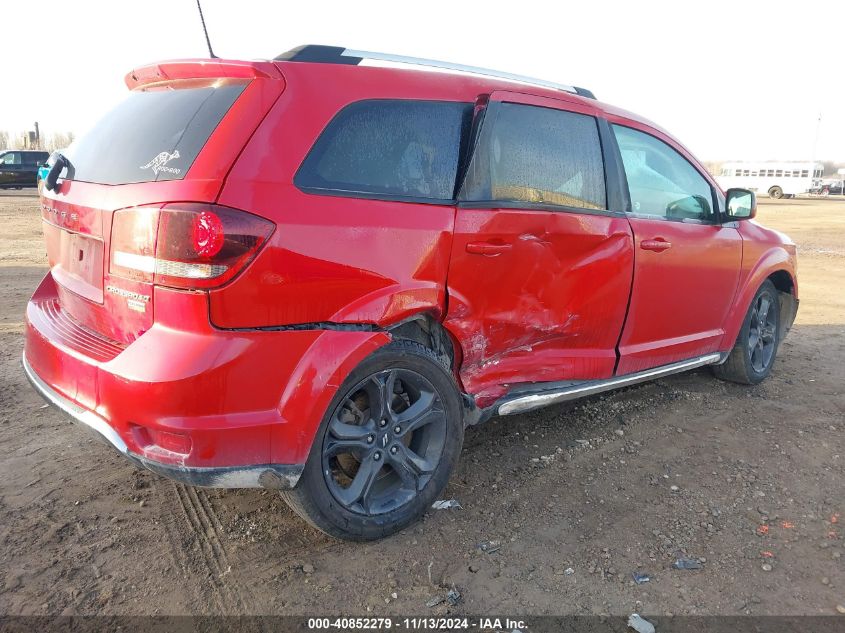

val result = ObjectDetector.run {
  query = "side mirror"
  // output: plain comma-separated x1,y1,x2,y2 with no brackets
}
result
726,188,756,220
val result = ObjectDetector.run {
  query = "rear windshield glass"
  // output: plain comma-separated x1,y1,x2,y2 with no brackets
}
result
62,78,246,185
295,99,473,203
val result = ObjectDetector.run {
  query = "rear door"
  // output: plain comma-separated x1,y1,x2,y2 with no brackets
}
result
22,152,44,186
445,91,634,403
610,122,742,374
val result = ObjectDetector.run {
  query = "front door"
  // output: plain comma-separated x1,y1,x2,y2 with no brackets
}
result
445,91,634,405
610,123,742,375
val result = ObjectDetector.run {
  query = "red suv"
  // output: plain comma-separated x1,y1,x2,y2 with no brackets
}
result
25,46,798,540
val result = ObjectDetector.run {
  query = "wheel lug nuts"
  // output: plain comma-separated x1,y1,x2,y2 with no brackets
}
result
373,451,382,461
393,426,401,434
380,419,387,427
367,435,374,443
390,446,398,455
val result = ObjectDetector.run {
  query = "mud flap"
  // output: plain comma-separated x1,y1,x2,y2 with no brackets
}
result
778,292,798,342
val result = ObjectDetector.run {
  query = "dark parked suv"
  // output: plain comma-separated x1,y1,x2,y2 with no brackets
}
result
0,149,49,188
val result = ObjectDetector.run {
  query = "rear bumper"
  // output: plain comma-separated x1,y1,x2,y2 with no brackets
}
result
23,352,302,489
23,271,390,487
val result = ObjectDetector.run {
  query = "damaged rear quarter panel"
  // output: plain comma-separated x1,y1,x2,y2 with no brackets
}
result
211,62,463,329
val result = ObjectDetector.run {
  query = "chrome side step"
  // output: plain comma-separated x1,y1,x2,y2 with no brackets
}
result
497,353,723,416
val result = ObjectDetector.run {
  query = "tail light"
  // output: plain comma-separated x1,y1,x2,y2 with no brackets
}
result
110,203,274,289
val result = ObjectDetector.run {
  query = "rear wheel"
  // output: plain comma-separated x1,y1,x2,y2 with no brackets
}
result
768,186,784,199
713,280,781,385
281,340,463,540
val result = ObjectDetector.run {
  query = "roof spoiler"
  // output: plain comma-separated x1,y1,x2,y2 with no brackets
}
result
275,45,596,99
126,59,283,89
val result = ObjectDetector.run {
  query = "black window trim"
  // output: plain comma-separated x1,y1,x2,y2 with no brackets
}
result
457,198,626,218
294,98,475,207
295,185,459,207
608,122,725,226
453,95,489,200
456,99,619,217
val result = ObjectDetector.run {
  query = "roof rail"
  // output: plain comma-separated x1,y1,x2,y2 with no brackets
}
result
274,45,596,99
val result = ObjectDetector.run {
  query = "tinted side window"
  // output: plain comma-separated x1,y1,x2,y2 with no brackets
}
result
22,153,42,166
1,152,21,166
296,100,472,202
460,103,606,210
613,125,713,221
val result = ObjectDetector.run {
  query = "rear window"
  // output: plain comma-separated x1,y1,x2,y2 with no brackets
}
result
295,99,473,203
62,78,246,186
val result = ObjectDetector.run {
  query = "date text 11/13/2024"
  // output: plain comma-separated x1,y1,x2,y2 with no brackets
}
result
306,617,527,630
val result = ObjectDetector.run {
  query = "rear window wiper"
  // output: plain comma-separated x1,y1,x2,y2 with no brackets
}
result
45,153,69,192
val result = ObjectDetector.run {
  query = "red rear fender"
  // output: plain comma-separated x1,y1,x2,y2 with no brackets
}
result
273,330,391,464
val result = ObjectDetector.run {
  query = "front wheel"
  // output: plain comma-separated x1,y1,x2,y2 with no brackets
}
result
281,340,464,540
714,280,781,385
768,186,784,199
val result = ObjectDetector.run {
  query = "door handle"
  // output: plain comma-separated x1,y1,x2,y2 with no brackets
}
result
640,238,672,252
466,241,513,256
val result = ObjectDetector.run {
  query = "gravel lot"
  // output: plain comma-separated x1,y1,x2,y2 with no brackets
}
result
0,190,843,617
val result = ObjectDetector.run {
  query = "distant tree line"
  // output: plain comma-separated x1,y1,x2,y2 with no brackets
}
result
0,129,76,152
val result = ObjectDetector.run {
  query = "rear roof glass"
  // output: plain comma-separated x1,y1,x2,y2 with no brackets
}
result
62,78,247,185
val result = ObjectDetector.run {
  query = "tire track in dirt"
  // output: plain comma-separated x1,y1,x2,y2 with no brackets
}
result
193,489,353,599
164,481,253,616
162,477,349,618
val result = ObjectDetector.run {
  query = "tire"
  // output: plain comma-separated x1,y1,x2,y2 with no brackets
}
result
768,186,784,199
713,280,781,385
281,340,464,540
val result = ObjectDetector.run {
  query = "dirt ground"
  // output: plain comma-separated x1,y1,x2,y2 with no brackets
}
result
0,190,843,617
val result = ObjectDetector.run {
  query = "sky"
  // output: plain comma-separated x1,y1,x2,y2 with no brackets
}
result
2,0,844,162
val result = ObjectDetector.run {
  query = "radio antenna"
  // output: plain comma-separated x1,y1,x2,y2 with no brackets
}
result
196,0,218,58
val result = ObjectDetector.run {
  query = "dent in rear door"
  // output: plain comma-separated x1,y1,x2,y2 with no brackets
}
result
443,94,635,406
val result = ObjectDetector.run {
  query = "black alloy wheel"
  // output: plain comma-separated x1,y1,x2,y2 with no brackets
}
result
747,292,777,373
321,368,447,515
281,340,463,540
713,280,781,385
